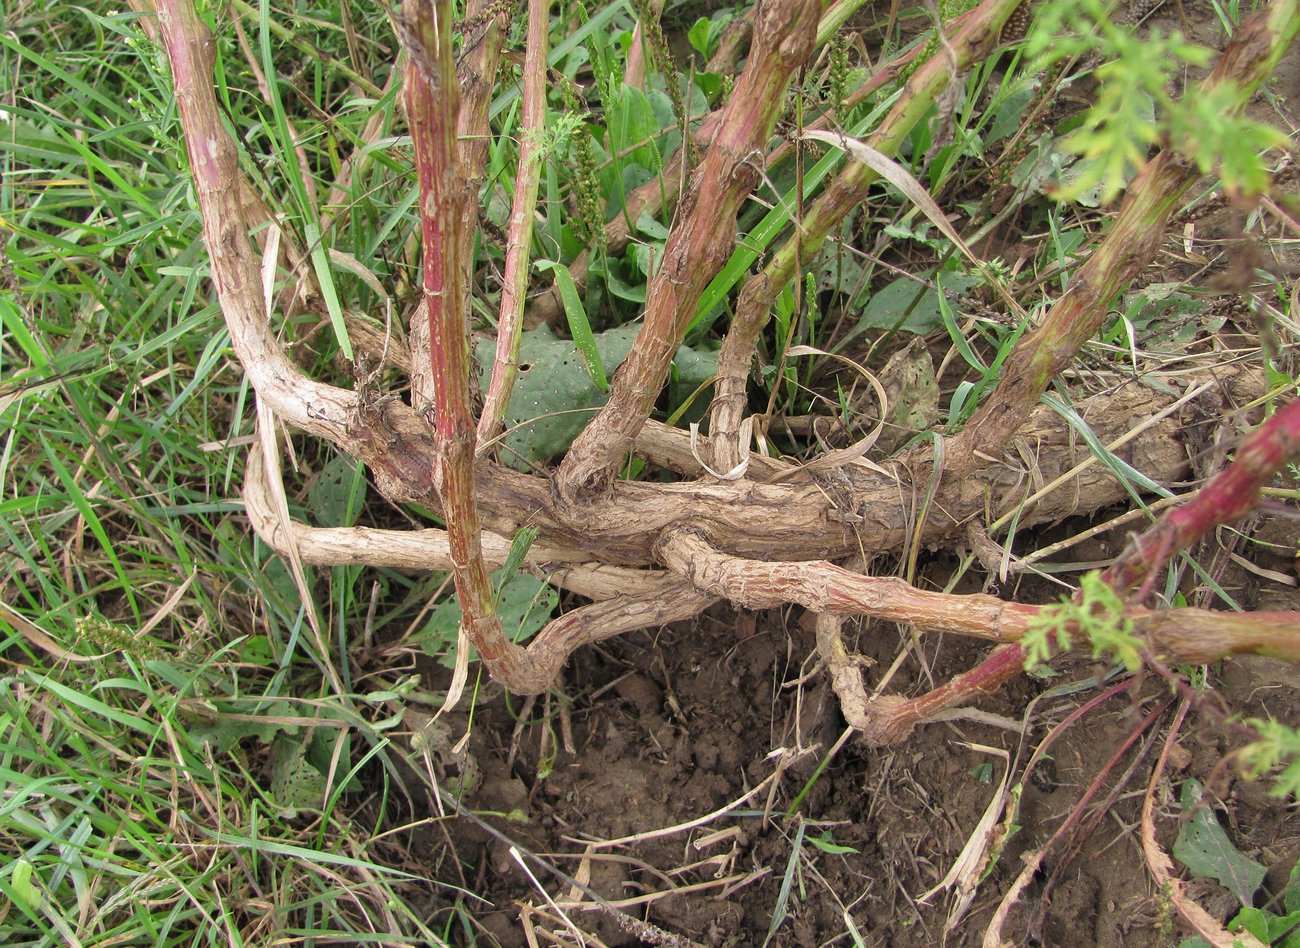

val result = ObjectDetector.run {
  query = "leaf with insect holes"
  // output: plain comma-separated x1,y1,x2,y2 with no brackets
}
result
306,454,367,527
474,324,636,470
270,734,329,819
1173,778,1266,907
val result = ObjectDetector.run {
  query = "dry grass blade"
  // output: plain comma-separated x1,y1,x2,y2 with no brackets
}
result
0,600,100,664
774,345,891,478
1138,703,1267,948
254,402,328,656
919,742,1013,935
802,128,1025,318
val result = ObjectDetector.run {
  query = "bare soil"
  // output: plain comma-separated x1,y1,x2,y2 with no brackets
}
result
375,509,1299,946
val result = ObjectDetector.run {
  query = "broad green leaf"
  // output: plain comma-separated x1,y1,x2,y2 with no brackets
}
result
474,324,635,469
688,17,712,57
635,212,670,241
1228,905,1300,947
852,271,983,338
472,323,731,471
270,734,329,819
306,455,367,528
1173,779,1266,907
606,84,660,171
667,340,719,426
419,571,559,669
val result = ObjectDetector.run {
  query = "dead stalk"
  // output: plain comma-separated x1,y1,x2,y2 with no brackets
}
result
242,446,682,602
479,0,551,446
155,0,444,508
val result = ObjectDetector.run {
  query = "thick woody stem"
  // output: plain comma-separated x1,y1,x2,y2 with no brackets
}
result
455,0,505,179
342,318,1234,569
831,395,1300,746
155,0,339,435
709,0,1024,472
862,643,1028,746
408,0,506,412
839,2,1300,743
402,0,546,692
526,6,923,330
519,583,717,686
554,0,822,503
941,0,1300,479
155,0,440,504
479,0,550,446
657,527,1300,663
242,446,681,602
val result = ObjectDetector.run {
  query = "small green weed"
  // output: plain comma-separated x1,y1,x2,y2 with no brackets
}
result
1022,571,1145,673
1027,0,1288,201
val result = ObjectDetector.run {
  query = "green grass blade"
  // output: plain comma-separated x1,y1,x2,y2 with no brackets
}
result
537,259,608,391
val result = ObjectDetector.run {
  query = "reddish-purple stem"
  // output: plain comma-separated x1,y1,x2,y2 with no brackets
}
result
1105,397,1300,598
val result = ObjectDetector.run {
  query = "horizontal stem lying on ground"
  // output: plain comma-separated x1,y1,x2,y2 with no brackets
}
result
837,392,1300,745
658,527,1300,664
242,444,682,602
